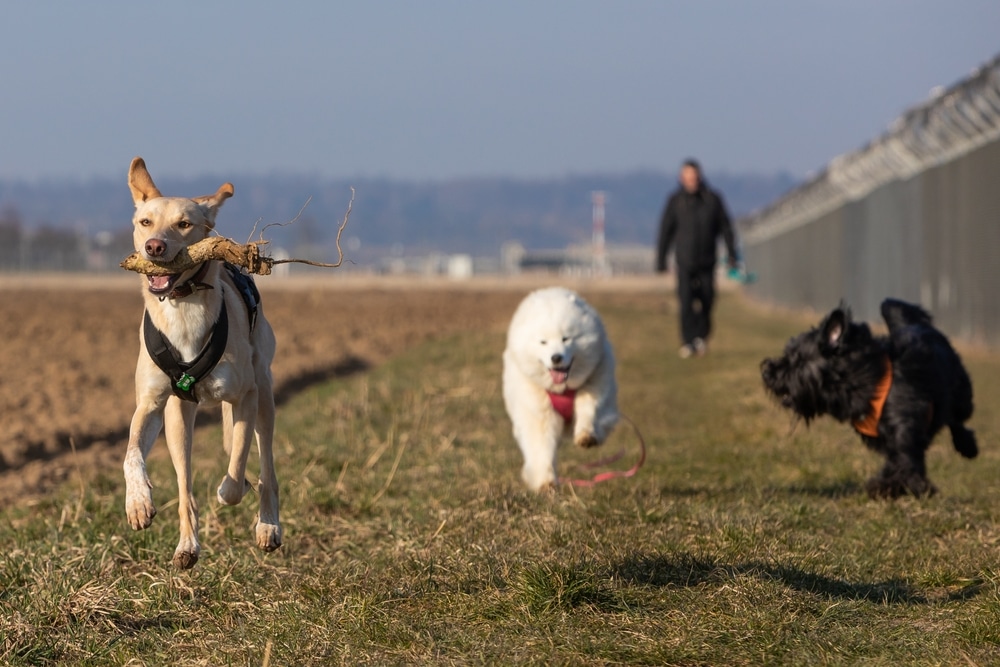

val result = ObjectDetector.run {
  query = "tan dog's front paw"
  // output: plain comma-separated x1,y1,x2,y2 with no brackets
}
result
574,432,602,448
125,489,156,530
172,532,200,568
172,549,199,569
255,518,283,552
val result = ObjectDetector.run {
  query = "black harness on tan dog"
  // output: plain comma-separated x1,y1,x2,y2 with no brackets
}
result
143,262,260,402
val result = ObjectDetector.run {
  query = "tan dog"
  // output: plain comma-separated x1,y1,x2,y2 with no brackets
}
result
123,157,280,568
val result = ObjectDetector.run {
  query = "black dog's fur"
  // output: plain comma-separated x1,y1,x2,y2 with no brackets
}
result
761,298,976,499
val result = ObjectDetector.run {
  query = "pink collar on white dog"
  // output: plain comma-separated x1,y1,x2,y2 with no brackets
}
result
547,388,576,423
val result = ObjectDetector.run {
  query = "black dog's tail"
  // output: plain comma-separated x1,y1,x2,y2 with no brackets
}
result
880,298,933,333
949,364,977,458
950,425,978,459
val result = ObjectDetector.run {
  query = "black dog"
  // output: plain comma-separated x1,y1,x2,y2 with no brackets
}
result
761,298,976,498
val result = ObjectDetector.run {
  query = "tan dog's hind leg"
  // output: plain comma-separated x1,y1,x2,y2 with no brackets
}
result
163,397,200,569
217,397,254,505
254,381,282,551
124,402,163,530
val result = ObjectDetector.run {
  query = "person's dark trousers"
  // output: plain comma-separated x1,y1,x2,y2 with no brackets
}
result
676,268,716,346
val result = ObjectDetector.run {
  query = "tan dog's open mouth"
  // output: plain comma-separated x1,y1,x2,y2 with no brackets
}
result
146,273,181,295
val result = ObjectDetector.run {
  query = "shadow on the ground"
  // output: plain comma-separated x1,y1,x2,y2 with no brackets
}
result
609,551,946,605
0,354,372,476
765,478,866,499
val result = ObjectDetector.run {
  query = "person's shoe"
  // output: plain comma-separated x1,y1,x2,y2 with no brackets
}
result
678,344,694,359
692,338,707,357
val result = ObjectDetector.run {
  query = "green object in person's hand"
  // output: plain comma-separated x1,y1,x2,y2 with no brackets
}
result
727,265,757,284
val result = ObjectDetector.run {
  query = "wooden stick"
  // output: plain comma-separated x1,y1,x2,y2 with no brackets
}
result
120,236,274,275
120,187,355,277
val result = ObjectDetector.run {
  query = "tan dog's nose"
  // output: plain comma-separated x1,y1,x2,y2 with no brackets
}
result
145,239,167,258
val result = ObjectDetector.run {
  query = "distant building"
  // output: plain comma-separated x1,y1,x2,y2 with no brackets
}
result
502,241,654,275
369,241,655,277
447,254,473,280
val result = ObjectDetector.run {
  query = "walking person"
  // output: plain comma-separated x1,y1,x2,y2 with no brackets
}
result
655,159,739,358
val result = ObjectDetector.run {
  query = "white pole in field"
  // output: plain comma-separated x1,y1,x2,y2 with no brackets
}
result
591,190,608,276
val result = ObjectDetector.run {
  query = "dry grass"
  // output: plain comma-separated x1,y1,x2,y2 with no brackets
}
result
2,291,1000,665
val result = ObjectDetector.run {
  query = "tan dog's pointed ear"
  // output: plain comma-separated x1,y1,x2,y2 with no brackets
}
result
192,183,235,227
128,157,162,206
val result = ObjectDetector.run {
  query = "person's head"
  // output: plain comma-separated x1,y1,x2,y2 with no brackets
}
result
679,158,702,194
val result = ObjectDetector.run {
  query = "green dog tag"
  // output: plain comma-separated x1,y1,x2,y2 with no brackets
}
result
176,373,196,391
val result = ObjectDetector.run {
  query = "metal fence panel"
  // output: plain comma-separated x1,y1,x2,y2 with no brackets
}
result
742,53,1000,344
745,208,844,312
919,138,1000,341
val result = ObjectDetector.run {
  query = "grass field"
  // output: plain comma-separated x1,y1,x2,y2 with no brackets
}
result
2,291,1000,665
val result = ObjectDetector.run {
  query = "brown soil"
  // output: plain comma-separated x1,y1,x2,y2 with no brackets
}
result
0,273,667,503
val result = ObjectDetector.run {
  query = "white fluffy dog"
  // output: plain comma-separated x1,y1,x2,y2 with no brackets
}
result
502,287,619,490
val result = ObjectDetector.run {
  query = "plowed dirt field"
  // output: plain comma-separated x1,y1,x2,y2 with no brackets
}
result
0,274,665,503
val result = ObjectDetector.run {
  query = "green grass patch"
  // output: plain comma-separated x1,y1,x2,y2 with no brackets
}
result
3,292,1000,665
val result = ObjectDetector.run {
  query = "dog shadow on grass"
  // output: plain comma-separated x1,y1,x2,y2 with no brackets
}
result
0,354,372,475
765,478,865,499
187,354,371,428
271,354,371,406
659,478,864,500
610,552,933,605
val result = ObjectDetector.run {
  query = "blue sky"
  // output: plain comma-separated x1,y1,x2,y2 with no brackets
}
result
2,1,998,182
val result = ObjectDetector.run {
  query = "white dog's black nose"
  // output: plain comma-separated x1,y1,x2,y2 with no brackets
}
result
551,353,564,365
145,239,167,258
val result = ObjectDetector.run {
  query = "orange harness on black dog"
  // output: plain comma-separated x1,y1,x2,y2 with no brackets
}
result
852,357,892,438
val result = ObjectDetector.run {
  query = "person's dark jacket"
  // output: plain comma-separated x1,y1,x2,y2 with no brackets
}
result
656,184,738,273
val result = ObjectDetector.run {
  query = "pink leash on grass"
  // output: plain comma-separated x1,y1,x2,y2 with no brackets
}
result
562,415,646,487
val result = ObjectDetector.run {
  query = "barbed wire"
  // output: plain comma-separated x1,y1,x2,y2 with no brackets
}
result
744,52,1000,243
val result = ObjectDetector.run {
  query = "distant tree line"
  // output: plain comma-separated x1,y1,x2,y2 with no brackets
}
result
0,170,798,269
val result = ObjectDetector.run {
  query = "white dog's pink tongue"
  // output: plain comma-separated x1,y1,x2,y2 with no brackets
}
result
149,275,173,291
549,369,569,385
